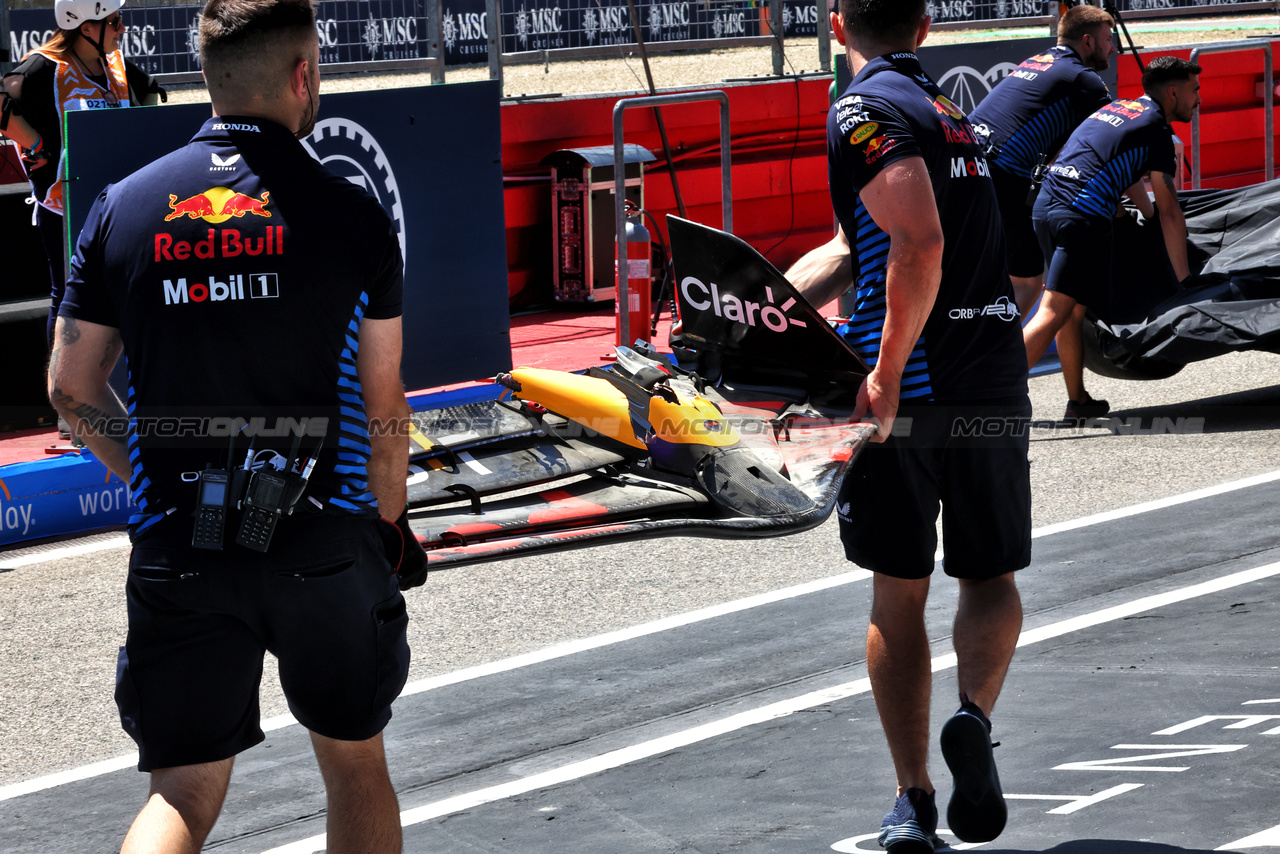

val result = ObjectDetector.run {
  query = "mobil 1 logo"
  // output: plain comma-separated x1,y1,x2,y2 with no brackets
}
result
163,272,280,305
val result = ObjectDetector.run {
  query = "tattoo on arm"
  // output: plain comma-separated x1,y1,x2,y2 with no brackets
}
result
1161,172,1178,194
60,316,82,345
100,331,122,371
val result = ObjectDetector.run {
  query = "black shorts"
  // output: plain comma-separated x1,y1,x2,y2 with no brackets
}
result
990,163,1044,279
1032,200,1113,313
837,397,1032,580
116,513,410,771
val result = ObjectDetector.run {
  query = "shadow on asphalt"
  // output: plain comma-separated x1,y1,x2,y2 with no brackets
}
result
1031,383,1280,441
956,842,1220,854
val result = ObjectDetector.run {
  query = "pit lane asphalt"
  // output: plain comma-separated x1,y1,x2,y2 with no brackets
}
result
1,349,1278,852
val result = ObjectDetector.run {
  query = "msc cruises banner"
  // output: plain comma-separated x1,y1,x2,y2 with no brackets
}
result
924,0,1266,25
441,0,764,63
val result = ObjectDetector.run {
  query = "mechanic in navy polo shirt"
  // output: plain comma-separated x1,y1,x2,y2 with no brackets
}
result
46,0,423,849
970,5,1115,319
790,1,1030,850
1024,55,1200,422
969,5,1117,423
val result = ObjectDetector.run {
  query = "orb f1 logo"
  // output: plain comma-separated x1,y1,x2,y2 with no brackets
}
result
680,277,808,332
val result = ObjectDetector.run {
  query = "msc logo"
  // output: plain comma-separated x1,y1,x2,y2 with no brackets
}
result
680,278,808,332
1049,164,1082,180
163,273,280,305
166,188,270,223
950,156,990,178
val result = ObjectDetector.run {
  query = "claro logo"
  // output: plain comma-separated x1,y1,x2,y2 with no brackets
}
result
680,277,808,332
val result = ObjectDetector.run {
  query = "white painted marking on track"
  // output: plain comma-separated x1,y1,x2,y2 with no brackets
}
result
1154,715,1280,735
5,469,1277,571
258,559,1280,854
1243,698,1280,705
0,533,130,569
0,754,137,802
1217,824,1280,850
1005,783,1145,815
4,470,1280,803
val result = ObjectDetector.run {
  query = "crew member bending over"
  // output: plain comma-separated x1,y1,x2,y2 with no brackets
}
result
1025,55,1200,422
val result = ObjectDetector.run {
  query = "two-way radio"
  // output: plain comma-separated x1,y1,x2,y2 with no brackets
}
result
187,427,321,552
191,469,232,550
233,430,317,553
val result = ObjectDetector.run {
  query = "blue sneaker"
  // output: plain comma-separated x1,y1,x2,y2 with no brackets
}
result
877,786,938,853
940,699,1006,843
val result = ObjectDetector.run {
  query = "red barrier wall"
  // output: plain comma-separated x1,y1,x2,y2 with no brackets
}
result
500,79,834,305
1116,42,1280,189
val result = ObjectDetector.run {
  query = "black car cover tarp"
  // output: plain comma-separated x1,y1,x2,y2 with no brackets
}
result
1088,181,1280,376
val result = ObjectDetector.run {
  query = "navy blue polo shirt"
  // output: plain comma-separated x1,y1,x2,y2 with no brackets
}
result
969,44,1112,180
61,116,403,531
1038,95,1177,223
827,52,1027,403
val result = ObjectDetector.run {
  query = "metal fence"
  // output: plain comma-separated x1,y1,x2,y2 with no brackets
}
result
5,0,1280,81
926,0,1279,27
3,0,828,80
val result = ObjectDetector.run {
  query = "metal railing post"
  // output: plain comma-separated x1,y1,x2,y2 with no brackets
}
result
816,0,830,74
428,0,445,84
1189,42,1273,189
770,0,784,77
486,0,503,86
1,0,11,75
613,91,732,348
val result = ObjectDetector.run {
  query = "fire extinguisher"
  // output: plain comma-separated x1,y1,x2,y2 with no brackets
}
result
615,201,652,347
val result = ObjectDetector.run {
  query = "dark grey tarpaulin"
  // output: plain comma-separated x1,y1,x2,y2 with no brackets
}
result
1086,181,1280,380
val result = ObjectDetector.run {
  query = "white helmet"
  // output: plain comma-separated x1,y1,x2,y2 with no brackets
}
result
56,0,125,30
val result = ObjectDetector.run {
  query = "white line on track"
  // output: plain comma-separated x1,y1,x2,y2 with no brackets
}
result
1,469,1277,805
263,559,1280,854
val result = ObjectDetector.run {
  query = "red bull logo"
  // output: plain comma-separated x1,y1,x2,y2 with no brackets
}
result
154,227,285,262
931,94,965,121
165,187,272,223
864,136,899,164
1105,99,1148,120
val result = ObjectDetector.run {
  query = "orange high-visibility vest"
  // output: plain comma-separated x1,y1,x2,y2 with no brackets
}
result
29,47,131,214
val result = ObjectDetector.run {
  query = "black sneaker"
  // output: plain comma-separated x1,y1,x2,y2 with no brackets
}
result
1063,395,1109,423
877,786,938,853
940,701,1006,844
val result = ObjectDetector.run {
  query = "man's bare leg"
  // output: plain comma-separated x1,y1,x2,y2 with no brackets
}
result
867,573,935,796
311,731,402,854
1022,289,1079,368
121,759,234,854
953,574,1023,715
1055,304,1090,403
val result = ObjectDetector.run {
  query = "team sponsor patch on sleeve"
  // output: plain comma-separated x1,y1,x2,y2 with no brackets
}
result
849,122,879,145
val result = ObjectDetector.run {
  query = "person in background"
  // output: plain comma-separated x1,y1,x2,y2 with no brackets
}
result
1024,55,1201,423
969,3,1116,421
1,0,161,354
